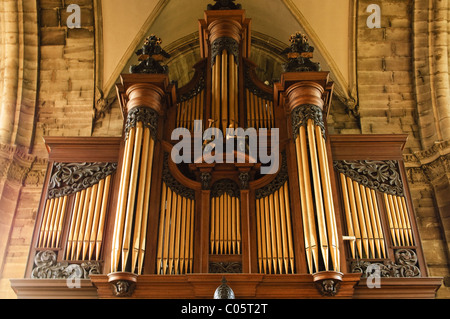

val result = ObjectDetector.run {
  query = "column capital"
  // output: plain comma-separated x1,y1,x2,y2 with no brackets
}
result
274,72,334,116
116,74,176,117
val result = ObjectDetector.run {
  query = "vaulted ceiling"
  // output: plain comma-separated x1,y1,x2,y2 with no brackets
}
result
99,0,354,102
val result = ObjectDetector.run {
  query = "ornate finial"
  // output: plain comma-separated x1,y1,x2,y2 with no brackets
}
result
130,35,171,74
282,32,321,72
207,0,242,10
214,277,236,299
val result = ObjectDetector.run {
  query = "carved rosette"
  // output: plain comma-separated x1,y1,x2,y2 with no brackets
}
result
291,104,326,140
31,250,101,279
333,160,405,197
124,106,159,141
211,37,240,67
48,162,117,199
351,249,421,278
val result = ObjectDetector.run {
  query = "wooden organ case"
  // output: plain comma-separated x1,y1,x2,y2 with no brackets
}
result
13,3,442,299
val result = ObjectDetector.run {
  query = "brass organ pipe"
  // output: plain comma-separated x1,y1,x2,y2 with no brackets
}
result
227,194,232,253
56,196,68,248
391,194,405,246
273,190,283,272
263,196,272,273
121,122,144,271
168,190,177,274
236,197,241,254
66,192,80,258
83,183,98,260
371,189,386,257
269,193,278,273
284,183,295,273
316,125,339,270
307,119,329,270
174,194,182,274
219,195,224,254
200,90,204,128
386,194,400,246
295,129,318,273
221,50,228,131
395,196,406,245
401,196,414,245
259,199,267,273
72,189,86,260
346,177,363,258
353,180,370,258
131,127,151,273
359,184,375,258
256,199,263,272
179,198,187,273
189,199,194,272
365,186,381,258
231,196,236,254
43,199,54,247
75,187,91,259
215,195,220,254
38,199,51,247
111,126,135,272
212,59,220,128
89,180,105,260
340,173,356,259
234,57,238,127
278,185,289,273
210,197,216,253
48,197,60,247
229,54,235,127
383,193,397,246
156,183,167,274
96,175,111,260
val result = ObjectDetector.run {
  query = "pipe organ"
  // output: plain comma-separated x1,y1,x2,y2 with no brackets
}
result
18,2,442,299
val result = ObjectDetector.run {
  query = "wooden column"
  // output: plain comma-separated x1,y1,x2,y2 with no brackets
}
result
276,73,340,277
110,75,175,275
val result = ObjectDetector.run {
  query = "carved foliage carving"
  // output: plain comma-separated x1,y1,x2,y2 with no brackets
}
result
162,153,195,200
291,104,326,140
125,106,159,141
255,154,288,199
31,250,101,279
211,37,240,67
209,262,242,274
48,162,117,199
351,249,421,278
211,179,240,199
333,160,405,197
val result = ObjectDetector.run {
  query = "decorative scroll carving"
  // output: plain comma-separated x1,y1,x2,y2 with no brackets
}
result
255,154,288,199
178,72,206,103
211,37,240,67
282,32,321,72
31,250,101,279
244,66,273,101
48,162,117,199
211,179,240,198
207,0,242,11
125,106,159,141
333,160,405,197
162,153,195,200
351,249,421,278
129,35,171,74
291,104,326,140
209,262,242,273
